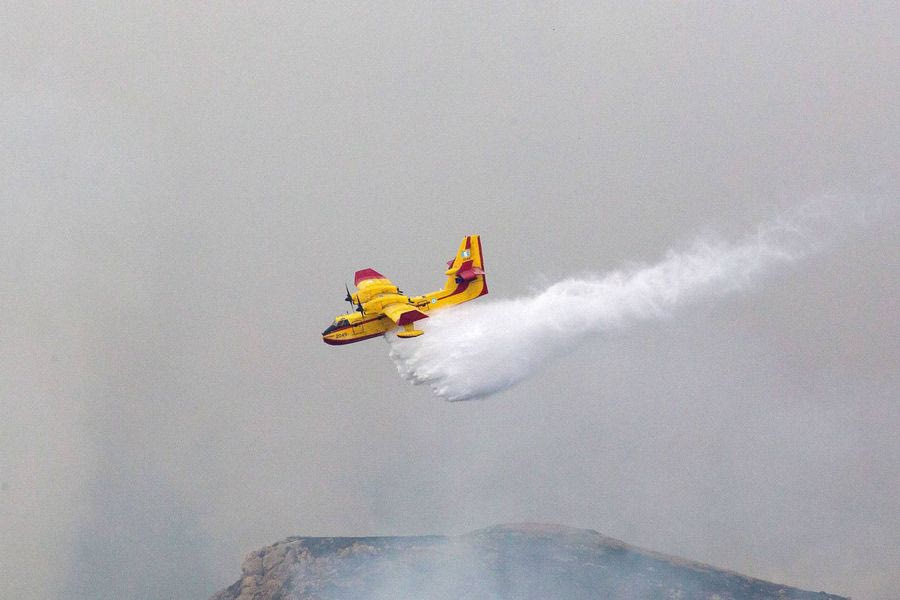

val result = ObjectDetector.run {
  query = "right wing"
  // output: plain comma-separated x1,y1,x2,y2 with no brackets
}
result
382,303,429,326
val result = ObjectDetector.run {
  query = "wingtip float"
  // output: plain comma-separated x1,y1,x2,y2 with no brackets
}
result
322,235,488,345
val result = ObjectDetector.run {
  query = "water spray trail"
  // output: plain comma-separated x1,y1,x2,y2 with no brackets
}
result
386,200,874,401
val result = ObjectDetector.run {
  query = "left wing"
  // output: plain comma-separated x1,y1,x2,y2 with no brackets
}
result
382,303,429,326
353,268,399,300
354,268,389,286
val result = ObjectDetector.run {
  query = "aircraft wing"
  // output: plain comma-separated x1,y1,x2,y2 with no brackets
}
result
382,303,429,326
354,268,390,286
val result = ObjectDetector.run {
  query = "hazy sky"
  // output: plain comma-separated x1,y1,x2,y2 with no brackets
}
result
1,3,897,599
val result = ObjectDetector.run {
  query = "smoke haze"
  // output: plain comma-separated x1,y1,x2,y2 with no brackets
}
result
2,3,897,600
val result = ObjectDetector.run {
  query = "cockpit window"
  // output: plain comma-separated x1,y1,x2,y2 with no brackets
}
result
322,319,351,335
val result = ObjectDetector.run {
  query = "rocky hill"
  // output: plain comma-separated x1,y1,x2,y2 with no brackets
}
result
211,523,846,600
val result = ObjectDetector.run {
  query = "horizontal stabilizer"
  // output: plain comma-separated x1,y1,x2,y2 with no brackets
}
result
457,264,485,281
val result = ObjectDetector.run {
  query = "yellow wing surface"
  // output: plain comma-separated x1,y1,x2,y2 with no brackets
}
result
352,268,397,303
352,267,428,332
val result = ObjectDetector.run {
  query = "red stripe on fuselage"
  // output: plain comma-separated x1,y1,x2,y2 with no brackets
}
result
322,332,384,345
477,236,488,296
447,278,470,296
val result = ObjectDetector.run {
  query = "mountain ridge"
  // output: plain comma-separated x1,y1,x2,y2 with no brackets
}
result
211,522,848,600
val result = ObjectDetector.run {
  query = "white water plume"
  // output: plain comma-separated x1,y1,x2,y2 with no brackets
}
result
387,201,865,401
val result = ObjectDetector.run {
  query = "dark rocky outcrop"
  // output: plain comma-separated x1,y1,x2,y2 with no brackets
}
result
211,523,846,600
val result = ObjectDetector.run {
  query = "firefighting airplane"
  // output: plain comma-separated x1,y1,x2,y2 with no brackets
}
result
322,235,487,345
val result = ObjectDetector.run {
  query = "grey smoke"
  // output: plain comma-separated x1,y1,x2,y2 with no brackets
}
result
1,3,897,600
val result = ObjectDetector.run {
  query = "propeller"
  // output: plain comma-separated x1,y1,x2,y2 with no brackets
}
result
345,284,354,308
345,283,365,315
